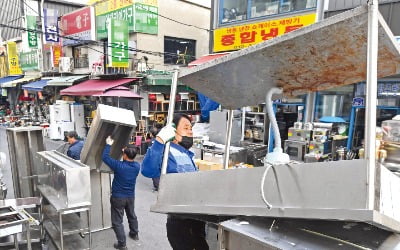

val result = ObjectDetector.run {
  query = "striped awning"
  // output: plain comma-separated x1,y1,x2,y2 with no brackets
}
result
47,75,88,86
2,75,41,88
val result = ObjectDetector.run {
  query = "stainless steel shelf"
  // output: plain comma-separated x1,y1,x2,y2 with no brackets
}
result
0,229,41,246
44,221,89,250
44,205,89,236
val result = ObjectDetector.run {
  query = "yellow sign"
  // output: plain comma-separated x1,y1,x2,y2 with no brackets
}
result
213,13,316,52
95,0,157,15
7,42,22,75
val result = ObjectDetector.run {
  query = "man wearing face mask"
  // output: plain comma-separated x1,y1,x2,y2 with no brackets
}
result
141,113,209,250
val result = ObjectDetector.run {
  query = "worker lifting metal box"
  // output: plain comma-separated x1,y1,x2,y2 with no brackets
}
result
80,104,137,172
79,104,137,231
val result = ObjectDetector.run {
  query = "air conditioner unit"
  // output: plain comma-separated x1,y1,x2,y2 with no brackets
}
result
59,57,74,73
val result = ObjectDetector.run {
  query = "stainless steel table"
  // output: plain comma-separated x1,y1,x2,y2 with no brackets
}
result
0,206,32,250
39,185,92,250
0,197,41,249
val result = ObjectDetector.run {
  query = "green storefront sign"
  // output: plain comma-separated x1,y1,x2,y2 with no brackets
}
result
97,5,134,40
107,19,129,68
19,50,39,71
133,3,158,34
95,3,158,40
26,16,38,48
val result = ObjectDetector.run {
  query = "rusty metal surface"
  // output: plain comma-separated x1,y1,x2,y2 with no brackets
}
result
179,5,400,109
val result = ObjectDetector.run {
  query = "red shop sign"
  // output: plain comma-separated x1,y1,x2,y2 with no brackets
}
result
61,7,93,35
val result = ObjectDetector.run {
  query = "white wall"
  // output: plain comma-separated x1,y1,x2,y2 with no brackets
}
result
135,0,211,71
65,44,103,74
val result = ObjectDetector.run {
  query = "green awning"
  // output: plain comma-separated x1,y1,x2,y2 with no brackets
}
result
47,75,88,86
143,72,184,86
141,85,196,93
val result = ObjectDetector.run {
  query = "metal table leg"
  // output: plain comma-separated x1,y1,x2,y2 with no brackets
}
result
88,209,92,249
59,212,63,250
26,220,32,250
39,193,44,240
14,233,19,250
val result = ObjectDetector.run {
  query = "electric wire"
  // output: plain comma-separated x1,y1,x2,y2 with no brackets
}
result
260,164,273,209
88,0,211,32
0,23,197,62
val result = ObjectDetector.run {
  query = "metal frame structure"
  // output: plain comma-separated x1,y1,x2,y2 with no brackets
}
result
155,2,400,247
6,127,45,198
0,205,33,250
39,185,91,250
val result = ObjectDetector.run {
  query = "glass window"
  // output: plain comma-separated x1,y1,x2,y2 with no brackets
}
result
280,0,314,13
164,37,196,65
220,0,317,24
315,85,354,122
250,0,279,18
221,0,248,24
73,46,89,68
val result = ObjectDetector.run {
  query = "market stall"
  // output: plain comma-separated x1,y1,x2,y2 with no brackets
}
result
152,3,400,248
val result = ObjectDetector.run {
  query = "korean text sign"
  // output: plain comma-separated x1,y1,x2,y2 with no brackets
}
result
61,7,95,46
7,42,23,75
19,50,39,71
26,16,38,48
95,0,158,39
213,13,316,52
44,9,60,43
107,19,129,68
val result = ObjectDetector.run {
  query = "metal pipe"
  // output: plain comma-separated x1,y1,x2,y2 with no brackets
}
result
266,88,283,149
304,0,325,123
365,0,379,210
223,110,234,170
161,67,179,175
39,0,45,72
241,107,245,141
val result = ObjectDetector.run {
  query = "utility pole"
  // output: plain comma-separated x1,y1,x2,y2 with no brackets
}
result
38,0,46,72
303,0,325,123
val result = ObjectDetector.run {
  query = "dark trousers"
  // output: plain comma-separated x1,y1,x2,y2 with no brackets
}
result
166,216,209,250
152,177,160,190
111,196,139,246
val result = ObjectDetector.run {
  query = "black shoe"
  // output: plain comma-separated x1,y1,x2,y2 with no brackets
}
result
129,232,139,241
114,243,127,250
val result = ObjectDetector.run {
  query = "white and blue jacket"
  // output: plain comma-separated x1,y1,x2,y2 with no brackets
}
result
141,140,197,178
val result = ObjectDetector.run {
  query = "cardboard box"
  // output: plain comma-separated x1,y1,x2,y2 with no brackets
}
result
194,159,223,171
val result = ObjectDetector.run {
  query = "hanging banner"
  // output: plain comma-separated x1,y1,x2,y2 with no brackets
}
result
213,13,316,52
96,5,134,40
61,7,96,46
95,0,133,15
95,0,158,39
43,9,60,43
7,42,23,75
107,19,129,67
26,16,38,48
19,50,39,71
133,2,158,34
52,45,62,67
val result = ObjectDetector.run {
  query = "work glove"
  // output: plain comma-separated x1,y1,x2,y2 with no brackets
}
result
106,136,114,145
157,124,176,144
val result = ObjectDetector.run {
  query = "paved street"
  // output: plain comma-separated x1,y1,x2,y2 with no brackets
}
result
91,167,172,250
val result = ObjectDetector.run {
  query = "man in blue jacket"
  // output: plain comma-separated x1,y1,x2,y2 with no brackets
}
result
142,114,209,250
66,131,84,160
102,137,140,250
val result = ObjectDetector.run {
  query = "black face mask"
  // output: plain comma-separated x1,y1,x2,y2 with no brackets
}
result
179,136,193,150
